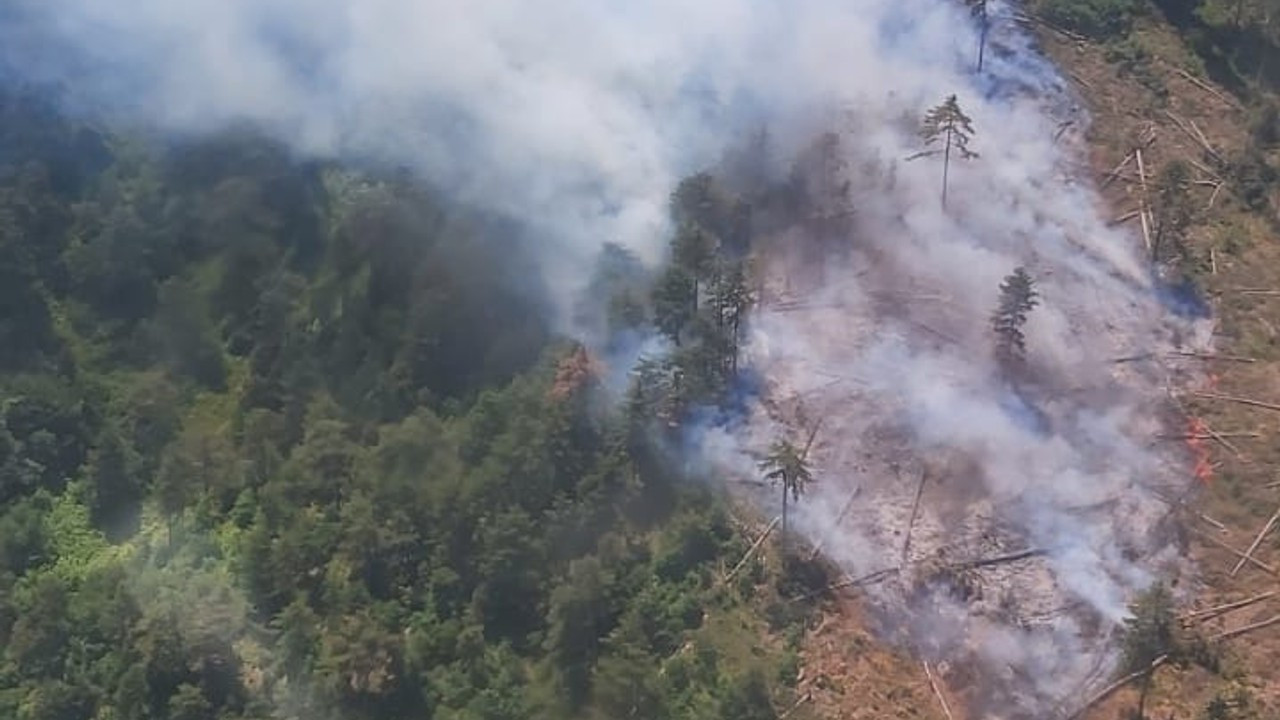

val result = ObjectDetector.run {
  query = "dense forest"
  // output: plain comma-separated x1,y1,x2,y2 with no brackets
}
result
0,85,814,720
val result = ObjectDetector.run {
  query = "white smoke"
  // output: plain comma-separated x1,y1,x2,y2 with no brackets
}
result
1,0,1210,717
3,0,1072,318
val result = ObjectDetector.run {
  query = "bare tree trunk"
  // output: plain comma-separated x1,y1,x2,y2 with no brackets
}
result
942,129,953,208
977,9,988,72
781,479,789,559
1136,671,1152,719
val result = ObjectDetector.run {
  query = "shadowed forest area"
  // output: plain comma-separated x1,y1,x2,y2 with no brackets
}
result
0,86,820,720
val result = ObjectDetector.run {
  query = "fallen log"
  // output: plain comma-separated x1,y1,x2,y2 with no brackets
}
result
1190,391,1280,413
1230,502,1280,577
724,516,781,583
1112,352,1157,363
1164,110,1224,164
950,547,1045,571
789,566,901,603
1109,208,1142,225
1192,528,1279,575
923,661,955,720
902,470,928,564
1200,513,1229,532
1101,151,1136,188
778,692,812,720
1207,182,1223,210
1203,420,1245,460
1171,65,1241,109
1068,655,1168,720
1182,591,1277,623
1190,119,1220,161
1219,288,1280,296
1210,614,1280,641
1172,351,1258,363
1136,149,1154,254
1155,432,1261,440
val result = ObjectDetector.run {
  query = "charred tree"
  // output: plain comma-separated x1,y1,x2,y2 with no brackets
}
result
970,0,990,72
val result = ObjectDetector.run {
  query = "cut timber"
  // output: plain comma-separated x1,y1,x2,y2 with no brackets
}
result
778,692,812,720
724,516,781,583
1013,12,1088,41
902,470,928,565
1164,110,1224,163
1193,528,1279,575
1110,208,1142,225
790,566,900,603
1100,151,1135,188
1135,149,1154,254
1217,287,1280,296
1172,351,1258,363
1113,352,1157,363
1182,591,1277,623
1171,65,1241,109
1156,432,1261,440
1190,120,1218,159
1230,503,1280,577
808,487,862,561
1203,420,1245,459
1191,391,1280,413
1200,513,1229,532
923,661,955,720
1186,156,1218,177
950,547,1045,571
1068,655,1168,720
1211,614,1280,641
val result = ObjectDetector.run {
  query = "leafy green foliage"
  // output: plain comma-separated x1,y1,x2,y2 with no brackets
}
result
0,89,801,720
1039,0,1138,39
991,267,1039,368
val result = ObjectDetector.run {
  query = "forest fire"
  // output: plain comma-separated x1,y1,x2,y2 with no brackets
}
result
1186,417,1215,485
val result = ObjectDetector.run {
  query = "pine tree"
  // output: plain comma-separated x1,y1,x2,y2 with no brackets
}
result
991,267,1039,368
758,439,814,555
919,95,979,208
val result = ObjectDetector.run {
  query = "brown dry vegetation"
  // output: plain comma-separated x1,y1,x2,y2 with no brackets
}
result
795,11,1280,720
1035,16,1280,718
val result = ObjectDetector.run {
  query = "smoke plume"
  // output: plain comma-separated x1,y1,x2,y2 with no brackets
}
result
2,0,1210,717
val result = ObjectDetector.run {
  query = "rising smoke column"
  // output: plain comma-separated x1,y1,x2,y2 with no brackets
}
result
0,0,1207,717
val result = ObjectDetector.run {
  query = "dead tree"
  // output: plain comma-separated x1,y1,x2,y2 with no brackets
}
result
919,95,979,208
968,0,990,71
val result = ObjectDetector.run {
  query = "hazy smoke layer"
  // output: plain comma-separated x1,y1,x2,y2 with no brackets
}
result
2,0,1206,717
2,0,1056,318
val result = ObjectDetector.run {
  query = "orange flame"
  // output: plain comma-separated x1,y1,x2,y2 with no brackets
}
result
1186,416,1214,485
